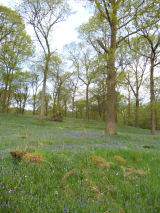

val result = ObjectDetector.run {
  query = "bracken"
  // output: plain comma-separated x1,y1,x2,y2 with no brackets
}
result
90,155,113,168
114,155,126,164
23,153,43,164
10,150,27,159
61,168,77,182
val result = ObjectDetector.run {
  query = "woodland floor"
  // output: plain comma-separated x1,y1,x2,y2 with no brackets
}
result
0,114,160,212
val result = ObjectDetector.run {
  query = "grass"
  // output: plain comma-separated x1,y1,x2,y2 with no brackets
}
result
0,113,160,212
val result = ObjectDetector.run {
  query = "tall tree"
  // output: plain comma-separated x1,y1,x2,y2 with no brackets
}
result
122,38,148,128
69,72,79,118
139,29,160,134
86,0,159,134
20,0,70,122
29,64,41,115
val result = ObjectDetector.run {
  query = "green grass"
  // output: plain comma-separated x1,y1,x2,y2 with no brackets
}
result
0,113,160,212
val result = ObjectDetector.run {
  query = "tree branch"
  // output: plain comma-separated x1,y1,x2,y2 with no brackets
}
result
96,39,109,54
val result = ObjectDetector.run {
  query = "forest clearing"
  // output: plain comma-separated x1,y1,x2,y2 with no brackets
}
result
1,0,160,212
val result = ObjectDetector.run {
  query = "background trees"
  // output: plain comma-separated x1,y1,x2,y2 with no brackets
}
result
19,0,71,122
0,6,32,113
0,1,160,134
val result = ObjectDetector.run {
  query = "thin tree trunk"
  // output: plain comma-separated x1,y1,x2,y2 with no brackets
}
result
6,71,14,113
72,96,75,118
103,93,106,121
52,92,57,114
155,106,158,130
45,100,48,116
6,85,12,113
150,58,156,135
39,55,50,122
97,98,102,120
127,88,131,126
33,95,36,115
123,112,126,125
76,107,78,119
7,94,10,113
57,87,61,113
64,100,67,117
85,84,89,120
135,95,139,128
2,83,8,113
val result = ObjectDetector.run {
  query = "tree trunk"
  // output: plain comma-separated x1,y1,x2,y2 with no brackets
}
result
85,84,89,120
135,95,139,128
7,94,11,113
75,107,78,119
97,98,102,120
52,92,57,114
57,87,61,113
6,71,14,113
39,55,50,122
150,58,156,135
64,100,67,117
102,80,106,121
72,96,75,118
33,95,36,115
106,25,117,135
123,111,126,125
155,106,158,130
2,82,8,113
45,102,48,116
127,87,131,126
20,96,22,113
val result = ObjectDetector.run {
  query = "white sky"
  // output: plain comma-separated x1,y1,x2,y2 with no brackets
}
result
0,0,92,52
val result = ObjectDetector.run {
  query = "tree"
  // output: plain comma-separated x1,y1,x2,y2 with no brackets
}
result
20,0,70,122
66,43,100,120
0,6,22,43
12,72,31,114
74,99,86,119
85,0,159,134
60,86,72,117
122,38,148,128
140,30,160,135
90,73,107,121
69,72,79,118
29,64,41,115
48,55,72,114
128,25,160,134
0,7,32,113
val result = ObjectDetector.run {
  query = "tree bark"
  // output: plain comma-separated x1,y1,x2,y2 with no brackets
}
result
135,94,139,128
33,95,36,115
106,25,117,135
57,87,61,113
64,100,67,117
103,85,106,121
97,98,102,120
2,81,8,113
72,96,75,118
85,84,89,120
39,55,50,122
150,57,156,135
127,87,131,126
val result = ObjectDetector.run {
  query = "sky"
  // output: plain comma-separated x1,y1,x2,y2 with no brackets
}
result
0,0,92,52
